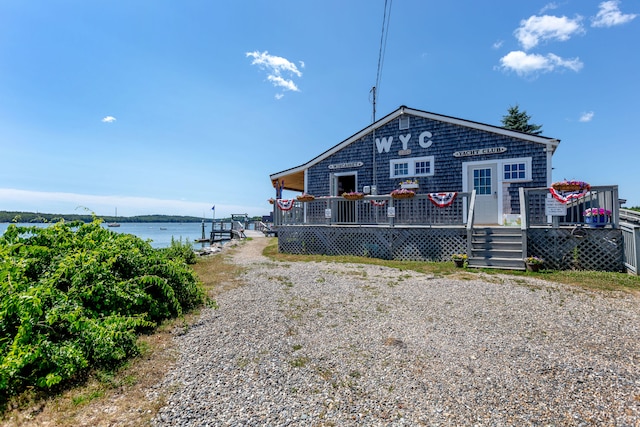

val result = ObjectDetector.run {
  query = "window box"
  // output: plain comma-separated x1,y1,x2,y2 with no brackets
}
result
400,183,419,190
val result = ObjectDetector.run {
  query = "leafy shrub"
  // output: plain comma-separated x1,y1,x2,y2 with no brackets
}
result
161,236,197,265
0,219,205,400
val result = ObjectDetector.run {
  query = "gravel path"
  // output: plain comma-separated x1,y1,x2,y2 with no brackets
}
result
152,237,640,426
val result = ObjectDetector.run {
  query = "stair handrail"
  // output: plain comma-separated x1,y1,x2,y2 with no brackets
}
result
466,190,477,258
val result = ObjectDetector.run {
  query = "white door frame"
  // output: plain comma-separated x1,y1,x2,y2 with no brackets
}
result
462,160,501,225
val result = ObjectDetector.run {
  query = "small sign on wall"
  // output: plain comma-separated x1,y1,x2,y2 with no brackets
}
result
387,206,396,218
545,197,567,216
325,209,332,219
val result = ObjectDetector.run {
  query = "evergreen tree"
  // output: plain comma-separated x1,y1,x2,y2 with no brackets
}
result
501,105,543,135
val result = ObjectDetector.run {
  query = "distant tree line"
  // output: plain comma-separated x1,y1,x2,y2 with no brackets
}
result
0,211,265,224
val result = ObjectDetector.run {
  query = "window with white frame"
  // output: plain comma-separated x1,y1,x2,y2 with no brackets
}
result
502,158,531,182
390,156,435,178
399,116,410,130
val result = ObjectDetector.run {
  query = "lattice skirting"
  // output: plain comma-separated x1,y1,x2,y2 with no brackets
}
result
527,228,624,272
277,226,467,262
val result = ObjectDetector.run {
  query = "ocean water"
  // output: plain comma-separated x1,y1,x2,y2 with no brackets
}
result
0,222,224,249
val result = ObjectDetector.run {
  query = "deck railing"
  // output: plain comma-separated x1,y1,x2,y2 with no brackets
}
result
522,185,619,227
273,193,473,227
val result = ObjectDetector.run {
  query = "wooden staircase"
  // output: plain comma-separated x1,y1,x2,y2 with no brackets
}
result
467,227,526,270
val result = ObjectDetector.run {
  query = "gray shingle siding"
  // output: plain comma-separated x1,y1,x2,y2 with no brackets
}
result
306,114,549,201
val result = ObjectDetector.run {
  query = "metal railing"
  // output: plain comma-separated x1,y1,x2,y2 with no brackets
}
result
273,193,473,227
621,222,640,274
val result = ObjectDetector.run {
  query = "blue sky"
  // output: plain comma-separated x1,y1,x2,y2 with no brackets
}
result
1,0,638,218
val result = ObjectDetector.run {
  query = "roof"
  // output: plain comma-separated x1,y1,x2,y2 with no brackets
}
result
270,105,561,192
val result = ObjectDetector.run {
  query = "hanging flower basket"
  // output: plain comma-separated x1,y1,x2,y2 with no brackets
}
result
390,189,415,199
549,180,591,203
551,180,590,192
268,198,275,205
342,191,364,200
297,193,315,202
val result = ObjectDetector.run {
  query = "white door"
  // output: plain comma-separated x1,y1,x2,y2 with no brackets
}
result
468,163,498,224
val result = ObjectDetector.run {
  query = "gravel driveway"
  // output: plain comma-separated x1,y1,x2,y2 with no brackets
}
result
152,237,640,426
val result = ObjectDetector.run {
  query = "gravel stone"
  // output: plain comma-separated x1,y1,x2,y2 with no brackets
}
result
151,237,640,426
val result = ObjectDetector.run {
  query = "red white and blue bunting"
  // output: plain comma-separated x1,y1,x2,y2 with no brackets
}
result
428,192,457,207
276,199,295,211
549,188,588,204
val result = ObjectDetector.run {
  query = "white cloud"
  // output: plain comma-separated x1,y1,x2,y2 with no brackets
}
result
540,3,559,14
515,14,584,50
101,116,116,123
499,50,583,76
592,1,637,27
492,40,504,49
246,50,303,97
267,75,299,92
579,111,595,122
275,93,284,100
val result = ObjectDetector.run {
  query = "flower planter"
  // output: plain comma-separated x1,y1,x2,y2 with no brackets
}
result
551,181,590,192
453,259,465,268
343,193,364,200
585,215,608,228
526,263,542,272
297,194,315,202
391,190,415,199
400,183,419,190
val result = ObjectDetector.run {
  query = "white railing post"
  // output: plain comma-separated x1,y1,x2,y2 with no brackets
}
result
519,187,528,258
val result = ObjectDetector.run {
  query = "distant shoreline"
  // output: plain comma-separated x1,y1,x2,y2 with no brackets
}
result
0,210,213,224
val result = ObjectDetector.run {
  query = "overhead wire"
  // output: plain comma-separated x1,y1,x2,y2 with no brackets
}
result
372,0,393,190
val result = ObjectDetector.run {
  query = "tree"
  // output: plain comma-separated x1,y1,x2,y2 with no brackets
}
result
501,105,543,135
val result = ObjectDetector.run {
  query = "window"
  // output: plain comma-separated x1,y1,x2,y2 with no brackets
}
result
502,158,531,182
415,160,431,175
399,116,410,130
473,168,492,195
390,156,434,178
394,162,409,176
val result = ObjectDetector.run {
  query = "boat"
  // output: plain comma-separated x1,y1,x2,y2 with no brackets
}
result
107,208,120,227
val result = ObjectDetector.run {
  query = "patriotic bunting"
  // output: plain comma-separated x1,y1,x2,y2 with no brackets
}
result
428,192,457,207
276,199,295,211
549,187,588,204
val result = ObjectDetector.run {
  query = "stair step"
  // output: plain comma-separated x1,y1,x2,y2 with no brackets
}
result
470,249,523,259
471,241,522,250
467,257,526,270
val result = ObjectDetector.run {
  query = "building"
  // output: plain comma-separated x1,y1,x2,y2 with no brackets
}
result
270,105,560,224
269,106,623,272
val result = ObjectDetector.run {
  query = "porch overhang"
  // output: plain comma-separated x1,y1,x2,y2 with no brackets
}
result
270,167,305,192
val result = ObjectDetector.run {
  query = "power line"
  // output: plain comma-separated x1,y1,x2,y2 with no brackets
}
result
372,0,393,122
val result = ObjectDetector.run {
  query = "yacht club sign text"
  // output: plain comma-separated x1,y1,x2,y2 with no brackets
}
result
375,131,433,154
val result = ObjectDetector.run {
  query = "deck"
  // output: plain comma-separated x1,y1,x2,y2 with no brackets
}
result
272,186,636,273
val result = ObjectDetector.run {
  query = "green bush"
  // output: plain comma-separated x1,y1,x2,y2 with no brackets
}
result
0,219,205,400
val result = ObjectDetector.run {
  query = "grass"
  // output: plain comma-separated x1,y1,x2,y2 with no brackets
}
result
262,238,640,294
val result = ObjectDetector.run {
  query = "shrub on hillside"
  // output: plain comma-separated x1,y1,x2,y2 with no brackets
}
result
0,219,205,400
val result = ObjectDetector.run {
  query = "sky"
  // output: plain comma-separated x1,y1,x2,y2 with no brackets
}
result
1,0,639,218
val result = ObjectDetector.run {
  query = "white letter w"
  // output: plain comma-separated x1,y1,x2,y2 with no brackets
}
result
375,136,393,153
